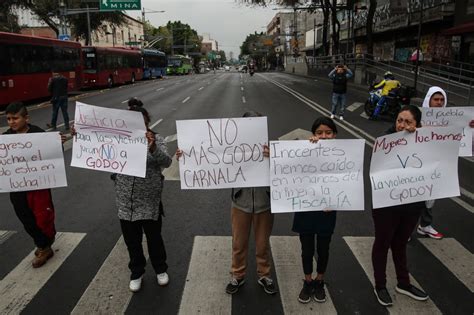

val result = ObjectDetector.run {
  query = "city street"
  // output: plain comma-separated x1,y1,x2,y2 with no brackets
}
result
1,70,473,315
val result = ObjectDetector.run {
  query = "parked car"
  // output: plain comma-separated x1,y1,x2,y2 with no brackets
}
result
224,65,230,71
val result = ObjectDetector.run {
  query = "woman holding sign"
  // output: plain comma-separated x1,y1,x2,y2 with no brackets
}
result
113,106,172,293
372,105,429,306
293,117,338,304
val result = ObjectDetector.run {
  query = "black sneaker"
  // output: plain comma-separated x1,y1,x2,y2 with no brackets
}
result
395,284,429,301
298,280,313,304
313,280,326,303
258,276,278,295
374,287,393,306
225,278,245,294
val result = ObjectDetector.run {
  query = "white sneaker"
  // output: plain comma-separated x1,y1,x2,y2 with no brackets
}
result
339,116,344,121
129,276,142,292
157,272,169,286
330,114,335,119
417,225,443,239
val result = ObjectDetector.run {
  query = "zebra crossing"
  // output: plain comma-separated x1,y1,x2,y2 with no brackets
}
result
0,230,472,314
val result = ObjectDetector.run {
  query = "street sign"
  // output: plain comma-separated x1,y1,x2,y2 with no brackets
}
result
100,0,141,11
58,34,70,41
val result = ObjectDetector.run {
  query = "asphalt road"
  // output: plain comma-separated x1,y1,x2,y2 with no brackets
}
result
0,71,473,315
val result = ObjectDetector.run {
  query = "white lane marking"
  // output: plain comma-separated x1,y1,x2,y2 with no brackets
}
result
71,236,149,314
150,119,163,130
178,236,231,315
163,157,180,181
344,237,441,314
360,111,370,119
198,87,204,91
451,197,474,214
182,96,190,104
164,134,177,143
460,187,474,201
156,87,165,91
242,96,246,103
419,238,473,293
46,120,74,132
241,87,244,91
271,236,337,314
347,102,365,112
0,232,86,314
0,230,16,245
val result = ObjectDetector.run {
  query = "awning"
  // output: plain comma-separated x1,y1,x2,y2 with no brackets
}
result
443,21,474,35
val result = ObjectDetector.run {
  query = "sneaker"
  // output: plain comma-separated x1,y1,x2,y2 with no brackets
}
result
417,225,443,239
157,272,169,286
32,246,54,268
298,280,313,304
330,114,335,119
129,276,142,292
258,276,278,295
313,280,326,303
374,287,393,306
225,278,245,294
339,116,344,121
395,284,429,301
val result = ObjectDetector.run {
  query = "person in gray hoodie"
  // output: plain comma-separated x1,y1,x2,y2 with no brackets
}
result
114,105,172,292
418,86,447,239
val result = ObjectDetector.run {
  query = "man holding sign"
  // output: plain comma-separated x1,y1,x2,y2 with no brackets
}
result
369,105,461,307
2,102,67,268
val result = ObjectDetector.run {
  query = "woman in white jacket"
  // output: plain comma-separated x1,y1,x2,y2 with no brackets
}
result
418,86,447,239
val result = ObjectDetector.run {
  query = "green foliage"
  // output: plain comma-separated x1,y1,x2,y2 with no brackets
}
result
240,32,266,58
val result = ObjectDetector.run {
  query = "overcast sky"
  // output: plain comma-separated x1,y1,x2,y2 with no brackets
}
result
127,0,280,59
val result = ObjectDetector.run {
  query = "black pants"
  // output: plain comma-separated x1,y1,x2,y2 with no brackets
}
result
12,202,52,248
120,218,168,280
299,233,332,275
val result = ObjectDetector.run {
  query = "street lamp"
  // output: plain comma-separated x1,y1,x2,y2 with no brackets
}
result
141,8,165,44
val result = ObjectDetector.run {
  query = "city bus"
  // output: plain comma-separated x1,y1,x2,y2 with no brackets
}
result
82,46,143,88
142,48,167,79
0,32,82,107
167,55,193,75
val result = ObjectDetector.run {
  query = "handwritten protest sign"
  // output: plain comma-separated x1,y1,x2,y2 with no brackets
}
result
71,102,147,178
421,107,474,156
269,139,365,213
0,133,67,192
370,127,462,209
176,117,269,189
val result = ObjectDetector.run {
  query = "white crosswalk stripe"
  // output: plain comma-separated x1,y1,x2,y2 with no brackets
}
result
0,230,15,245
360,111,370,119
0,232,85,314
178,236,232,315
71,236,149,314
346,102,365,112
418,238,473,293
344,236,441,314
271,236,337,314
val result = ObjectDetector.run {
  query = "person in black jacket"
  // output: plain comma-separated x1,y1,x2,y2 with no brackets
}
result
371,105,429,307
328,65,353,121
293,116,338,304
47,71,70,131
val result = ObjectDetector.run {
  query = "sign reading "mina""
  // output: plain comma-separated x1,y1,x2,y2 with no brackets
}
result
100,0,141,11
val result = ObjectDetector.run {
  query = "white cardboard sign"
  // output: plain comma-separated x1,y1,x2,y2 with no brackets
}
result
176,117,269,189
71,102,148,177
0,132,67,192
269,139,365,213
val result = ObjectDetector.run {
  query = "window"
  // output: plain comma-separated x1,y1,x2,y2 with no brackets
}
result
468,0,474,14
0,45,11,75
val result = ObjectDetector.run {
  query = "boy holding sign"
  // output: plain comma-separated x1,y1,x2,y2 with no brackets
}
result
3,102,65,268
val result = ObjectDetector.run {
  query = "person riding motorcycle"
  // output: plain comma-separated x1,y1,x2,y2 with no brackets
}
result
370,72,401,120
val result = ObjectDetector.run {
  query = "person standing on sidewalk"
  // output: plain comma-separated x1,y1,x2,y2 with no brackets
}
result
328,64,353,121
417,86,448,239
294,116,338,304
47,71,70,131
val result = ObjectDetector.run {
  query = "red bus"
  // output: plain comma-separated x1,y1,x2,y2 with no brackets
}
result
82,46,143,88
0,32,82,107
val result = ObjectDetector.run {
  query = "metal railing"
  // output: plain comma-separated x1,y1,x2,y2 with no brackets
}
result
306,54,474,105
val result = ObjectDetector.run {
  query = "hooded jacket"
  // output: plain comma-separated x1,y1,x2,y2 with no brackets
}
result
422,86,447,108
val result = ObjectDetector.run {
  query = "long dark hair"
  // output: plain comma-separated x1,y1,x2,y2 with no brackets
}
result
398,105,422,127
311,116,338,134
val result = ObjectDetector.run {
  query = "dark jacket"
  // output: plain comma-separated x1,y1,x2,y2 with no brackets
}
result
292,211,337,235
328,68,353,94
48,75,68,100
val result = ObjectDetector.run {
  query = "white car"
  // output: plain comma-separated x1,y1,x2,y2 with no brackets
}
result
224,66,230,71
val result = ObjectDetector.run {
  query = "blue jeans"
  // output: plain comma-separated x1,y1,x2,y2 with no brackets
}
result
373,96,386,118
331,93,346,116
51,96,70,129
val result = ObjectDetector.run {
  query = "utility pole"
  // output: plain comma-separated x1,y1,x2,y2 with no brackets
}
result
413,0,424,94
170,24,174,55
86,4,92,45
313,18,316,60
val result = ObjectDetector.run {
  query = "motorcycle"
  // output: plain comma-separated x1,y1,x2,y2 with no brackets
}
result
364,85,411,120
249,68,255,76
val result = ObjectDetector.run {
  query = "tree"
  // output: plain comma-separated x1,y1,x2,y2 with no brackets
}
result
366,0,377,56
218,50,227,62
0,5,21,33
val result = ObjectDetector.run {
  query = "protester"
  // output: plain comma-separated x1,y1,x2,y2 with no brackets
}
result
328,65,353,121
411,48,424,72
293,116,338,304
113,105,172,292
128,97,144,110
175,111,277,296
47,71,70,131
418,86,448,239
372,105,429,307
4,102,66,268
